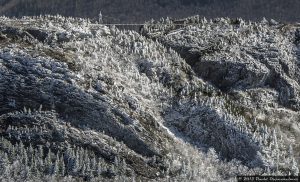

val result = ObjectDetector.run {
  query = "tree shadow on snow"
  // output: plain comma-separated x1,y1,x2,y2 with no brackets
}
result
163,101,264,168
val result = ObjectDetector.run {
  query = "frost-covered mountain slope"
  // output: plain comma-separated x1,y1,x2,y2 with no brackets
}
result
0,16,298,181
143,15,300,167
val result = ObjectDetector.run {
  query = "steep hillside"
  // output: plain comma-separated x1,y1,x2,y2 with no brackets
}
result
142,15,300,167
0,16,299,181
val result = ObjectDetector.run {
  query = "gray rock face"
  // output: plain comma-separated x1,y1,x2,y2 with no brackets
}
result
192,58,270,91
0,16,299,181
